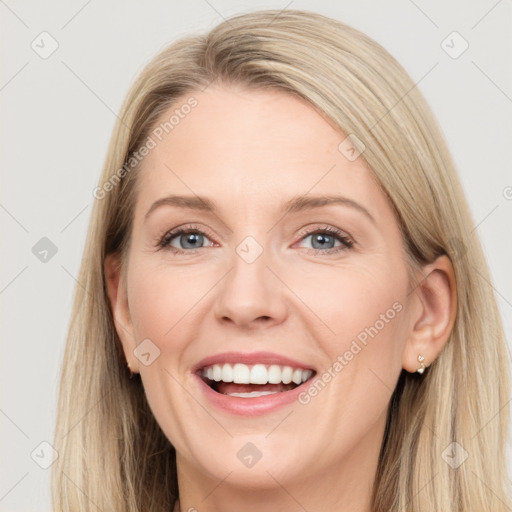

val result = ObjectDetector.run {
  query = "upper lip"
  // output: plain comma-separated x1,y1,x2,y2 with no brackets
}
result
192,351,315,373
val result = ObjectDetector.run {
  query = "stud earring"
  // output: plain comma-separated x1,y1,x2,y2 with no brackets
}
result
127,362,135,378
417,354,426,374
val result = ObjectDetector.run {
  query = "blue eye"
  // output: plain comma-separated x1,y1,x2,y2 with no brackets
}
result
297,227,353,254
158,225,215,254
157,224,354,255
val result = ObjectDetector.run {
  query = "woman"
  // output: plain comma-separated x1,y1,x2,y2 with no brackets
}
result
51,9,511,511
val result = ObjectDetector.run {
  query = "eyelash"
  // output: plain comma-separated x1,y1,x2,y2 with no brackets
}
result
156,223,354,255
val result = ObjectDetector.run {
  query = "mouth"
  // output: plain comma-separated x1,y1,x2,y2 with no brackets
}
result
197,362,316,398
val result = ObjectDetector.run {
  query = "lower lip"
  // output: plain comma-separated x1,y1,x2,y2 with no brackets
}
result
193,373,310,416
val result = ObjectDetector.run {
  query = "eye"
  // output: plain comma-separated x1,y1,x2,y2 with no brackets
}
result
156,223,354,255
295,225,354,255
157,224,216,254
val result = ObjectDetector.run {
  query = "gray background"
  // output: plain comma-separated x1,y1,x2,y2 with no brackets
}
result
1,1,511,510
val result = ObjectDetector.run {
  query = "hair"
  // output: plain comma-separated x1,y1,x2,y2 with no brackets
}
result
51,9,511,511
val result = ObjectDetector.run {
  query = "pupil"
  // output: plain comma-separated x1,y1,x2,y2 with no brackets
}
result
183,233,202,249
313,234,333,249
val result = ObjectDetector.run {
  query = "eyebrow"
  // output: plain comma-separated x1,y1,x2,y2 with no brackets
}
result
144,194,375,224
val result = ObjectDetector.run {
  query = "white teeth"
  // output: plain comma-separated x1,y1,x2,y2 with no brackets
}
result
292,369,303,385
233,363,250,384
212,364,222,382
201,363,313,385
226,391,279,398
221,363,233,382
302,369,313,382
268,365,282,384
250,364,268,384
281,366,293,384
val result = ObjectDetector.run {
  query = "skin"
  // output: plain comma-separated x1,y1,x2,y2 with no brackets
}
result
105,83,457,512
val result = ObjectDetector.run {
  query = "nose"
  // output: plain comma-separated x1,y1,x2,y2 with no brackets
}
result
213,242,288,329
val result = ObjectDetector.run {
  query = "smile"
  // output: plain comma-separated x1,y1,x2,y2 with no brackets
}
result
192,352,316,414
201,363,314,397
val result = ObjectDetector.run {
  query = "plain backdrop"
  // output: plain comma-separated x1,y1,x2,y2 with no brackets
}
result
1,1,511,510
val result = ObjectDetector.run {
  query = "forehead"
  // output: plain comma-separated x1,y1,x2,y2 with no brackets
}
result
135,84,387,220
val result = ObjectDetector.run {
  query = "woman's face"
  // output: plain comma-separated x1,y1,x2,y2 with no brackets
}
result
113,84,419,494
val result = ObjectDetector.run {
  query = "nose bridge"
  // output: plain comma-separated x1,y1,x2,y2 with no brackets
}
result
213,230,286,327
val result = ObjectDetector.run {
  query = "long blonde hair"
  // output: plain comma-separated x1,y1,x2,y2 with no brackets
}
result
52,9,511,511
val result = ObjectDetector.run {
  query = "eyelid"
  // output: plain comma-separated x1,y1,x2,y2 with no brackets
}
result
156,222,355,254
156,223,217,251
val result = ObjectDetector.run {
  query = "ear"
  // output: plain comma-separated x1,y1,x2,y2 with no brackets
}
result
104,253,140,374
402,255,457,373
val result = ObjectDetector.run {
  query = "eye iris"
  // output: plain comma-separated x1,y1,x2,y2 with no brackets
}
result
181,232,203,249
312,233,334,249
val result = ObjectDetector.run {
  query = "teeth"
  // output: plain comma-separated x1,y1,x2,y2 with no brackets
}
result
292,369,303,385
233,363,250,384
201,363,313,385
250,364,268,384
281,366,293,384
221,363,233,382
226,391,279,398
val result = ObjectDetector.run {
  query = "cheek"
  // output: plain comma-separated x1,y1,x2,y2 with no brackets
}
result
127,259,213,342
286,260,408,349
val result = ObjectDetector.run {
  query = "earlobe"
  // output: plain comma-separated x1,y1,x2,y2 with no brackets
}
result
402,255,457,374
104,253,140,374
